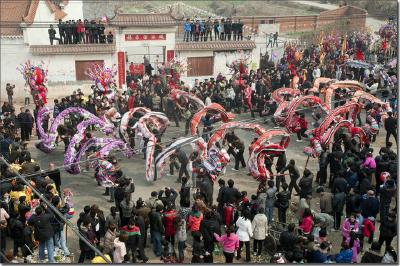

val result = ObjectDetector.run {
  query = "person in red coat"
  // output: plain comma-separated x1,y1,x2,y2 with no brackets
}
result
163,204,178,254
296,113,308,142
361,217,375,251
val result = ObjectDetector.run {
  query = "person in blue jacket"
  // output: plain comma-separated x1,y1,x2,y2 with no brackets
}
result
200,20,205,42
310,241,330,263
183,18,191,42
335,241,353,263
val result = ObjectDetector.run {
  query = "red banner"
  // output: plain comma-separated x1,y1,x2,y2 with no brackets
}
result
129,64,144,76
166,50,174,62
125,34,166,41
117,51,125,88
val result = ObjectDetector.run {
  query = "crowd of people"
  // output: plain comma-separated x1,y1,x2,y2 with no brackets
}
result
48,19,113,45
0,27,398,264
182,17,244,42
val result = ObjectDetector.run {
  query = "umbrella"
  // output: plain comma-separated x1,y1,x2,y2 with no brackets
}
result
345,60,372,69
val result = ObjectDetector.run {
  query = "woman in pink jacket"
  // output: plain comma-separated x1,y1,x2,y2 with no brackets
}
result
345,231,360,263
341,213,359,242
214,225,239,263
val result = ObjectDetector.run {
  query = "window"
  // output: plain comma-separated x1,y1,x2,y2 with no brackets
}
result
187,57,213,77
75,60,104,81
268,19,275,24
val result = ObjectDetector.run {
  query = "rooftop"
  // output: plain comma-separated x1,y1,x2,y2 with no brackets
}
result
175,40,256,51
0,0,68,37
30,44,116,55
111,12,178,27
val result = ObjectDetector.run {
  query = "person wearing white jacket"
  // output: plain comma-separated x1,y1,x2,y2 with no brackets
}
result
251,207,269,256
235,209,253,262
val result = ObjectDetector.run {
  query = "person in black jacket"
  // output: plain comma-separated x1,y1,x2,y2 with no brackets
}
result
299,169,313,199
275,182,290,223
198,174,214,206
10,216,24,257
231,19,238,41
131,211,149,262
78,218,97,263
279,159,300,197
332,191,346,230
77,205,90,228
360,190,380,220
279,223,297,252
64,20,72,44
331,172,348,194
192,231,204,263
22,221,34,260
237,19,243,40
379,178,396,222
175,148,190,183
179,177,191,208
384,112,397,147
317,147,329,186
48,25,58,45
158,187,178,209
28,205,55,263
378,212,397,249
222,179,241,205
199,210,220,263
216,178,227,217
361,241,383,263
275,152,287,191
57,19,65,44
225,18,232,41
149,205,164,257
85,205,106,247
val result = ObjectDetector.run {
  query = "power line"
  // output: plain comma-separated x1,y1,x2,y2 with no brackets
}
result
0,156,112,264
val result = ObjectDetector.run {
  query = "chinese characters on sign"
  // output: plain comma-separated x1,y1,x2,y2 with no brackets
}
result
117,52,125,88
125,34,166,41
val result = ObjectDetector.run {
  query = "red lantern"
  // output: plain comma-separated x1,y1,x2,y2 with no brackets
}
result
33,67,44,85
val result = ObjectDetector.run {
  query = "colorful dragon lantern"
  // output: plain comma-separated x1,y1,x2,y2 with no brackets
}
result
18,60,49,105
85,63,118,99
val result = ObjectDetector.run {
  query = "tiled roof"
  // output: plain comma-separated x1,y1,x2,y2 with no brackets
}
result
0,0,31,36
30,44,116,55
0,0,68,37
24,0,68,24
111,13,177,27
175,41,256,51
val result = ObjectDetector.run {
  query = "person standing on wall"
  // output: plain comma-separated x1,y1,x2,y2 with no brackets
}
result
237,19,243,41
48,25,58,45
205,17,213,41
232,19,238,41
58,19,65,44
183,18,191,42
273,31,279,47
213,19,220,41
6,83,14,106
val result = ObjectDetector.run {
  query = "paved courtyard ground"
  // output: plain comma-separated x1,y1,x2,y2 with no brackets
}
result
11,95,396,263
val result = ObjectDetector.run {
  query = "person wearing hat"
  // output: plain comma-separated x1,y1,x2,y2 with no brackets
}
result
361,241,383,263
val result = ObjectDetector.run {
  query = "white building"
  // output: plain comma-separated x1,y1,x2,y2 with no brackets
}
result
1,0,258,97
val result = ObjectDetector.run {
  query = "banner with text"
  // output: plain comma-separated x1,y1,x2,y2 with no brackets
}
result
117,51,126,88
125,34,166,41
